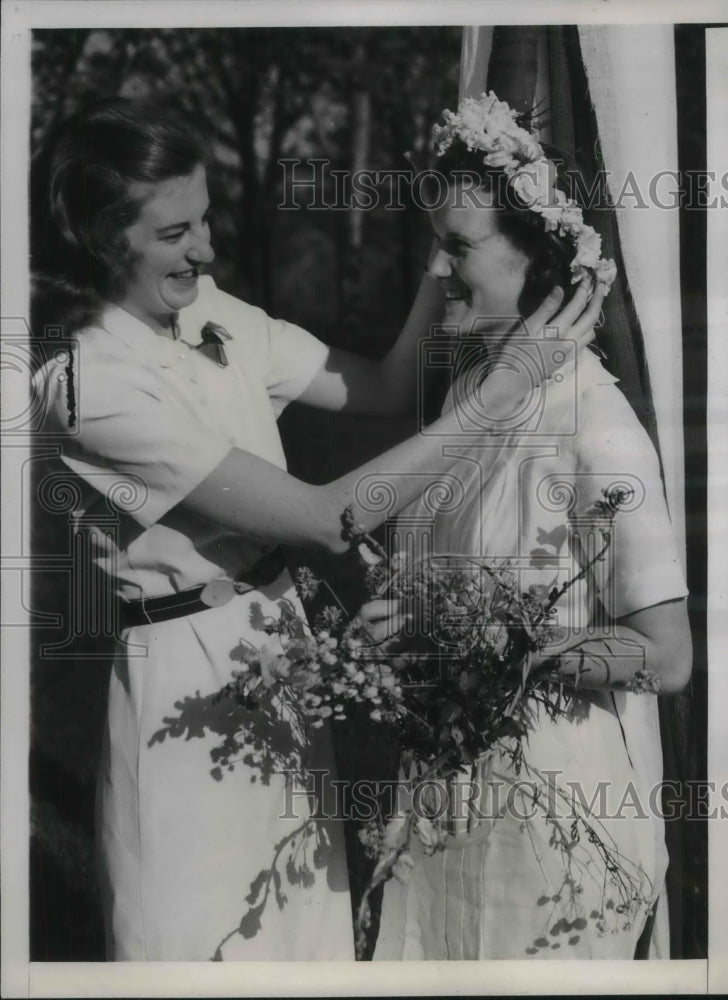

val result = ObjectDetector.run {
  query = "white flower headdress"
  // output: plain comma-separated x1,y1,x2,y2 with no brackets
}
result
432,92,617,290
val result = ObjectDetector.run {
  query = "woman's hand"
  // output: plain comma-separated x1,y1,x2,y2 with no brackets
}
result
447,274,605,354
519,275,606,362
356,599,409,645
448,277,607,430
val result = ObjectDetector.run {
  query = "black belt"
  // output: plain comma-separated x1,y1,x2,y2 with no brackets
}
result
119,547,287,630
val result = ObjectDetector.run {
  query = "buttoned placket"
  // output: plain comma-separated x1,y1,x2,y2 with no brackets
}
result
171,315,208,404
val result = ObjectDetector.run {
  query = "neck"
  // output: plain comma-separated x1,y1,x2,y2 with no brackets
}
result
464,316,522,348
116,299,177,339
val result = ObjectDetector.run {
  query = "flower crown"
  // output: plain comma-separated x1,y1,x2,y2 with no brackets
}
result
432,92,617,290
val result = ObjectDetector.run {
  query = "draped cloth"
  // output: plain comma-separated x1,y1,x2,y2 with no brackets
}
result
577,26,685,557
458,24,694,958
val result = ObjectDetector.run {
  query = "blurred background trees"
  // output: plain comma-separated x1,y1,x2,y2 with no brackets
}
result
32,27,460,347
30,26,461,960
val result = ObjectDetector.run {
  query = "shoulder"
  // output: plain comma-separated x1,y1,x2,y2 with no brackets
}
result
179,275,277,371
187,275,272,336
576,359,659,474
35,322,166,437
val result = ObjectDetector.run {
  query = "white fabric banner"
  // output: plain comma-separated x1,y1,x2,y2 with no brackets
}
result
459,26,686,564
459,25,493,99
578,26,686,564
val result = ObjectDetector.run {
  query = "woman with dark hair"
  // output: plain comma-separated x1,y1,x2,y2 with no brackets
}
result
369,93,691,961
31,95,601,960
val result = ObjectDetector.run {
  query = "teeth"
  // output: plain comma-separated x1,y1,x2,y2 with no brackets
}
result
171,269,197,279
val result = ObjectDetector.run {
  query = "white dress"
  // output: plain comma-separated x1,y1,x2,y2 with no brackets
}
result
35,276,354,961
374,347,687,960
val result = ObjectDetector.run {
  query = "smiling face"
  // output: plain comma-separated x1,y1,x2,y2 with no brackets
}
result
428,183,531,334
118,163,215,334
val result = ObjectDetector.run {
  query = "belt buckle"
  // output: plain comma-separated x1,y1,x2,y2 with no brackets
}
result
199,578,237,608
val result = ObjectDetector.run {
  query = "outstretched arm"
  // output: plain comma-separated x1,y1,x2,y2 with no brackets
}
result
297,273,604,419
183,282,605,553
296,269,445,417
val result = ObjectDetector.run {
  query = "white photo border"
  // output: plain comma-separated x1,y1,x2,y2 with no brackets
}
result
2,2,726,996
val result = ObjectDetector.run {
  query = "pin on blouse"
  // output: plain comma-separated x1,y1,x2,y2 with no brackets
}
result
197,320,233,367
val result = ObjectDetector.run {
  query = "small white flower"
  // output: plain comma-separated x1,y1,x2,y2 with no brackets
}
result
383,815,408,848
358,542,383,567
392,851,415,883
573,229,603,270
536,188,568,231
511,159,554,208
559,201,585,235
389,552,409,572
258,643,289,687
516,133,544,163
415,816,447,854
594,257,618,287
483,150,520,172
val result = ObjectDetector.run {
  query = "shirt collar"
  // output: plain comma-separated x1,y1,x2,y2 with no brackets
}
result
98,275,216,360
544,342,619,390
579,344,620,386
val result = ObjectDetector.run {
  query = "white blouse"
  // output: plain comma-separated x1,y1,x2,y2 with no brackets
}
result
34,275,329,601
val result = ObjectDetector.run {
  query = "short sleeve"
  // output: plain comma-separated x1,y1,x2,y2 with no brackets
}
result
263,315,329,417
53,353,232,530
191,277,329,417
576,389,688,620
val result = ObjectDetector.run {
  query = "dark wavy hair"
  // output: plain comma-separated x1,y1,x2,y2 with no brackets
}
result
424,138,586,318
30,96,207,338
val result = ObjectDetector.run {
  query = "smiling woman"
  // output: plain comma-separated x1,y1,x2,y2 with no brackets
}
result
119,164,216,332
420,142,580,322
428,186,531,321
371,92,691,963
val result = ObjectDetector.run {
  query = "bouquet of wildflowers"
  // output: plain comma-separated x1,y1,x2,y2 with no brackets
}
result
198,487,657,958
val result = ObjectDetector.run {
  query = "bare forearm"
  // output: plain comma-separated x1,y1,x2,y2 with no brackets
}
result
183,369,519,555
377,273,444,414
536,619,691,695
